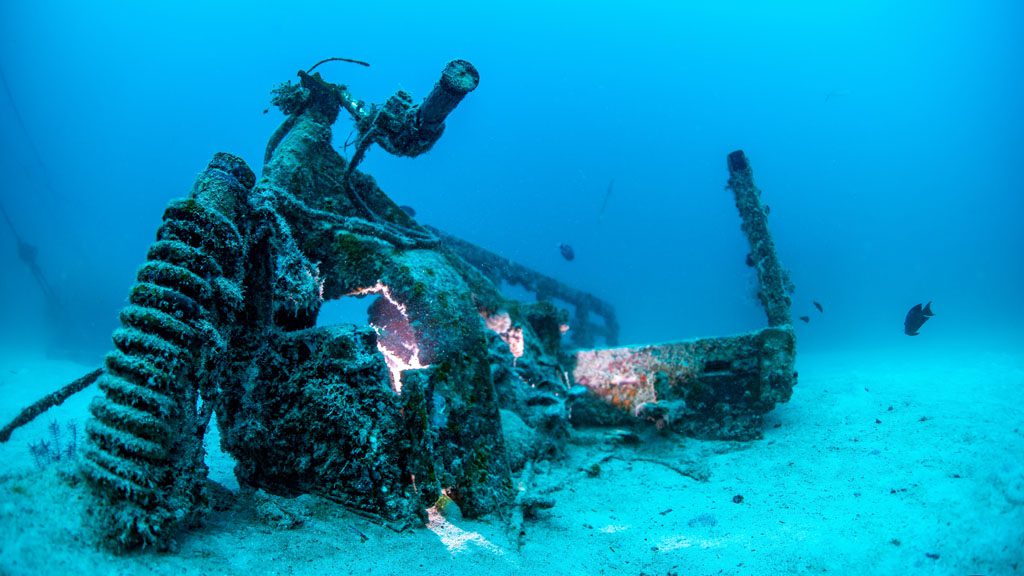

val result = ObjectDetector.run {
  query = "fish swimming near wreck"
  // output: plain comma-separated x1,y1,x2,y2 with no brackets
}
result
813,301,823,313
799,315,810,323
903,301,934,336
559,243,575,261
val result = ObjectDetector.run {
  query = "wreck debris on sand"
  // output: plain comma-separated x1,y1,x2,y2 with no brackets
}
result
0,61,797,551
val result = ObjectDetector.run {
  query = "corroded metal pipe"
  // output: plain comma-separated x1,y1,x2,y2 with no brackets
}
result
727,150,794,327
417,59,480,130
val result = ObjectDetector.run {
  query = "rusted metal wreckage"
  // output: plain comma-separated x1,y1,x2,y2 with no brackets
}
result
6,60,797,549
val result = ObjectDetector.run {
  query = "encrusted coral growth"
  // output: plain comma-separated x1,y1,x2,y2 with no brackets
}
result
219,325,430,526
216,73,524,522
80,153,253,550
72,65,801,553
485,300,574,464
568,326,796,439
727,150,795,327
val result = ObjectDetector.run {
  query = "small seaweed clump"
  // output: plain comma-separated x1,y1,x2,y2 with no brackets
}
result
28,420,78,469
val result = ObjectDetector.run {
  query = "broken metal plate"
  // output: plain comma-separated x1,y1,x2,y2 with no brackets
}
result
568,326,797,439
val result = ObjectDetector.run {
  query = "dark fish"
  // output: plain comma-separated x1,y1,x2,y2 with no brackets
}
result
559,243,575,261
399,205,416,217
799,315,810,323
813,301,823,313
745,253,755,267
262,108,269,114
765,205,771,215
903,301,934,336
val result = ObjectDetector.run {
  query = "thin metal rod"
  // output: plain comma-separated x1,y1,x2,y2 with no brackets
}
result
306,56,371,74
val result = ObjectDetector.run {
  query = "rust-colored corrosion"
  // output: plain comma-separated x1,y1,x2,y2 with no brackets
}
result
570,326,796,439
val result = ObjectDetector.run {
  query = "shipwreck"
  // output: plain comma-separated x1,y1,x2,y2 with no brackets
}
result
0,59,797,550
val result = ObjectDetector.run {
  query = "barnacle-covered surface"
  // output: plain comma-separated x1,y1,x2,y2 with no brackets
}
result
81,153,253,550
569,326,796,439
727,150,795,328
217,325,428,525
218,70,529,521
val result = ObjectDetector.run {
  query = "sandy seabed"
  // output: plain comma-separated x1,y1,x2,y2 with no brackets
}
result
0,343,1021,576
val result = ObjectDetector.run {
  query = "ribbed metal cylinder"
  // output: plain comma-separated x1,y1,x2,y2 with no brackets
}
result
81,155,251,549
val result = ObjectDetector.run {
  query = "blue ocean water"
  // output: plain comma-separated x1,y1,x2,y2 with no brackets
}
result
2,1,1022,359
1,4,1023,573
